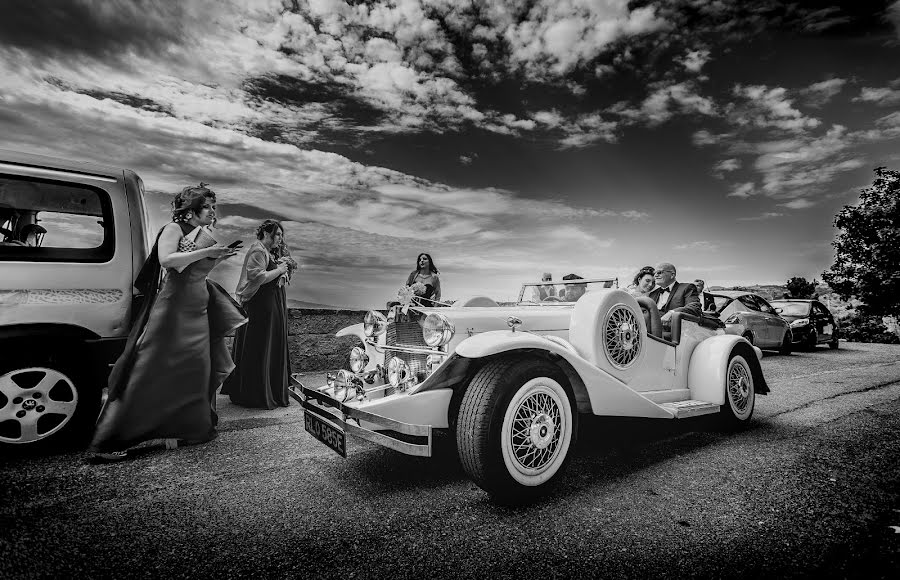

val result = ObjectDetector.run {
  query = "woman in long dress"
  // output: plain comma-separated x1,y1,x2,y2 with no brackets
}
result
222,219,291,409
89,184,246,462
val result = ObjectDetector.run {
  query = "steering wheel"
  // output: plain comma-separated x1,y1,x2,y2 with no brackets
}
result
542,296,562,302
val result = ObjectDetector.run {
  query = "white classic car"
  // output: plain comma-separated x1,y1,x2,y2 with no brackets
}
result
292,278,770,503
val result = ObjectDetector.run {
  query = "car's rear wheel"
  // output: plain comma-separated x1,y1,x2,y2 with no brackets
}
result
719,353,755,429
778,331,792,355
457,357,576,504
0,351,102,451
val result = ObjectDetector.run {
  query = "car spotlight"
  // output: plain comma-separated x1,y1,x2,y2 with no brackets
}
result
422,313,455,347
387,357,409,388
349,346,369,373
363,310,387,337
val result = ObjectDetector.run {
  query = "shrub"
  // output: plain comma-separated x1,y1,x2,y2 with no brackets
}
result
840,313,900,344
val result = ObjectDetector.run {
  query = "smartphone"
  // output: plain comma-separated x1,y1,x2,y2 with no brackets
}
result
226,240,243,249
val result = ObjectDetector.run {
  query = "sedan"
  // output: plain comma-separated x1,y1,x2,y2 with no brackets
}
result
769,299,840,350
708,291,792,354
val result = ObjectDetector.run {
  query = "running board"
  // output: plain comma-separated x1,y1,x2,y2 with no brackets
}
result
661,400,720,418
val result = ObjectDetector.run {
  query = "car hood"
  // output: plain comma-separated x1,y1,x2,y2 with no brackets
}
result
778,313,807,322
414,305,572,332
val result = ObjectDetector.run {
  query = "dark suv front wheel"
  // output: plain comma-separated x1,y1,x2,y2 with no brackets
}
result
0,350,102,451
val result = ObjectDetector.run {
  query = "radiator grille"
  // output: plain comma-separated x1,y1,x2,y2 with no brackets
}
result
385,320,428,383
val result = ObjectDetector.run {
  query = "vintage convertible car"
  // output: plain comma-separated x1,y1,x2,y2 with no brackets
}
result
292,278,769,503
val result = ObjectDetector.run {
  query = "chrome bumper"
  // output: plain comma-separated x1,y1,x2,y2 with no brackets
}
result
289,375,432,457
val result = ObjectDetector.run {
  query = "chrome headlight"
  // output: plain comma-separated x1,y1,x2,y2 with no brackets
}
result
426,354,445,374
363,310,387,337
790,318,809,327
332,369,354,403
387,357,410,388
422,313,454,347
349,346,369,373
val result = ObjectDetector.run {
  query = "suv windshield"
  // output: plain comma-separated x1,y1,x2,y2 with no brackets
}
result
519,279,617,304
773,301,810,316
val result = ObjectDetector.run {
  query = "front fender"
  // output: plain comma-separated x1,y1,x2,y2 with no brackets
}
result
335,323,380,372
452,330,673,419
454,329,577,359
688,335,769,405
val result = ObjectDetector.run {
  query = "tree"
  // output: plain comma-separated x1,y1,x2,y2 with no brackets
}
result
785,276,817,299
823,167,900,318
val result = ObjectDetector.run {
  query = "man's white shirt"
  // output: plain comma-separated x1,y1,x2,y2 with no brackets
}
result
656,283,675,309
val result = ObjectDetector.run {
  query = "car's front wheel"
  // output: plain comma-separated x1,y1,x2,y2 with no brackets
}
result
719,353,755,429
778,331,792,355
0,354,102,451
457,357,576,503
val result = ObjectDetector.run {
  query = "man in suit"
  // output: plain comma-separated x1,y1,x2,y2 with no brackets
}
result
694,279,715,312
562,273,587,302
649,262,701,326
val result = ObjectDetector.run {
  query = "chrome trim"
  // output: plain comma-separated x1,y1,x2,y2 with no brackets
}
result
290,376,432,457
365,338,443,356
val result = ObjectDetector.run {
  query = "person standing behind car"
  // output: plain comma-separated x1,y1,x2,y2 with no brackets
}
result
406,252,441,304
694,279,715,312
222,219,292,409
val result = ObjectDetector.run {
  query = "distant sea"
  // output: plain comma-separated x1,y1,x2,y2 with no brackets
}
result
287,298,355,310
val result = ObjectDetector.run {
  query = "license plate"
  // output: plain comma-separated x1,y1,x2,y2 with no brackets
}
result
304,410,346,457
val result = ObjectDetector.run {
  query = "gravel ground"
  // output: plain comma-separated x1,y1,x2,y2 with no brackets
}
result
1,343,899,579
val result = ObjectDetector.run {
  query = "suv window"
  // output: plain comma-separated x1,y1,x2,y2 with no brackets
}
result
0,175,114,262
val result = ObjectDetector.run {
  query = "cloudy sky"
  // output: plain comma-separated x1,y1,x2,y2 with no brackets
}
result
2,0,899,308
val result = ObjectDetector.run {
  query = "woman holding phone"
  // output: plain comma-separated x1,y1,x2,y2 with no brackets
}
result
222,219,293,409
90,183,246,462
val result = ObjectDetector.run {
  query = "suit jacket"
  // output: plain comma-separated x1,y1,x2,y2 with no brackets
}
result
649,281,701,317
699,291,715,311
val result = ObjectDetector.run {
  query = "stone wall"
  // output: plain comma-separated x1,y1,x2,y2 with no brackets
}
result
226,308,372,373
287,308,370,373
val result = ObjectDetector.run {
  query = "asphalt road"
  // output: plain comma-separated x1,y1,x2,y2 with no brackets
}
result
2,342,899,579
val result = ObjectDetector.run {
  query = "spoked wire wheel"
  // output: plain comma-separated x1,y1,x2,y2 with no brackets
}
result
603,304,642,369
725,355,754,422
500,377,573,487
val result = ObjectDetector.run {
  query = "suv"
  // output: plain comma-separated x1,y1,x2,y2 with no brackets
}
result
0,150,150,450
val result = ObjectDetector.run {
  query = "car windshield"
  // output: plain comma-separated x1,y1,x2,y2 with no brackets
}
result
518,279,617,304
709,294,734,313
773,301,810,316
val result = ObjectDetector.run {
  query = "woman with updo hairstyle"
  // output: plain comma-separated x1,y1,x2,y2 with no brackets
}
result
90,183,246,462
222,219,293,409
626,265,656,298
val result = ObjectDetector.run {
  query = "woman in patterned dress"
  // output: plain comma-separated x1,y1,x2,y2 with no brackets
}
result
89,184,246,462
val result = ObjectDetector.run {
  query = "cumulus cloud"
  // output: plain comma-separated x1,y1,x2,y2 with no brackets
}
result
679,49,711,73
729,85,821,132
801,78,847,107
854,83,900,106
713,158,741,177
780,199,815,209
611,81,717,126
673,240,719,251
728,182,757,198
737,212,783,221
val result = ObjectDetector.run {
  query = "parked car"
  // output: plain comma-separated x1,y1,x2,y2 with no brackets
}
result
292,278,770,503
0,150,151,450
769,299,839,350
708,291,792,355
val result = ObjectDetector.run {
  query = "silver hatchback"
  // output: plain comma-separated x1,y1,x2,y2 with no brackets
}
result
708,291,792,355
